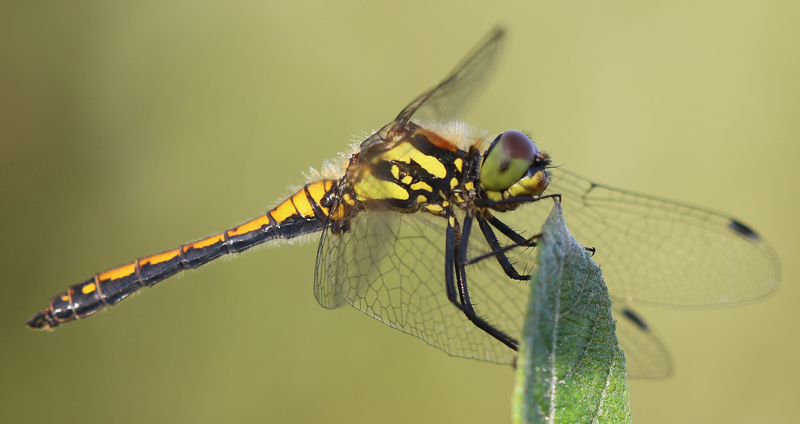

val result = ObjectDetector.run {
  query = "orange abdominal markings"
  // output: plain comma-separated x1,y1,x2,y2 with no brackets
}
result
26,180,340,330
98,263,136,282
187,235,226,251
139,249,180,266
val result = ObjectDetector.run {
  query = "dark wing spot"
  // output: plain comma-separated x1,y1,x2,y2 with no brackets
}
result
729,219,759,241
621,307,649,331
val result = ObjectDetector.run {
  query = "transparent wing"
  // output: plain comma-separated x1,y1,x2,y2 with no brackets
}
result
494,167,781,307
314,207,523,364
311,167,779,367
613,304,673,379
313,193,349,310
361,27,506,149
312,202,675,374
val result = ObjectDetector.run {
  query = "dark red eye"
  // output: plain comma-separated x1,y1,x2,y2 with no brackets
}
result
480,130,539,191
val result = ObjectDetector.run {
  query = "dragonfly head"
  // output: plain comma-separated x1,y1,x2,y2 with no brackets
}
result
479,130,550,202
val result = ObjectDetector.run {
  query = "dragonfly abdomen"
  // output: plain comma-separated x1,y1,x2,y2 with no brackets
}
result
26,180,339,330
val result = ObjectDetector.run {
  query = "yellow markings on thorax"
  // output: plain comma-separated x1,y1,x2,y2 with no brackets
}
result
401,176,413,184
426,204,444,213
410,181,433,192
99,263,136,282
81,282,97,294
417,194,427,204
464,181,474,191
61,294,70,302
354,171,409,201
377,141,447,179
391,164,400,180
140,249,181,266
453,158,463,172
449,177,459,189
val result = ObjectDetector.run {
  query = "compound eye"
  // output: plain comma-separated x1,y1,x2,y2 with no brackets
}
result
480,130,538,191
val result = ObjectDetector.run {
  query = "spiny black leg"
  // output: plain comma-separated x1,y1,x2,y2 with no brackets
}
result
444,215,459,304
444,211,518,351
476,218,530,281
491,211,596,257
464,232,542,266
456,214,475,313
487,216,533,246
474,193,561,209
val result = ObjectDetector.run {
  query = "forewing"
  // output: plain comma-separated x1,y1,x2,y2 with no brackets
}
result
361,27,506,149
463,217,673,377
554,169,780,306
311,191,685,370
492,168,781,307
312,167,779,365
458,199,672,375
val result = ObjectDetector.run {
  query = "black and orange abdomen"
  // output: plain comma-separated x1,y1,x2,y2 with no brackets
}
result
26,180,339,330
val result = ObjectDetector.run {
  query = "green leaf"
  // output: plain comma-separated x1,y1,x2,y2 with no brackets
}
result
513,202,631,424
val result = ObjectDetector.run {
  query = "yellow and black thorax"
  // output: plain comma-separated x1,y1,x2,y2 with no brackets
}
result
339,124,476,220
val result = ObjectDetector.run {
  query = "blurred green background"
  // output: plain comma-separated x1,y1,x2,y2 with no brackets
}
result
2,1,798,423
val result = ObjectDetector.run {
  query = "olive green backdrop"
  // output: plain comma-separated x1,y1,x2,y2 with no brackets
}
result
2,1,798,423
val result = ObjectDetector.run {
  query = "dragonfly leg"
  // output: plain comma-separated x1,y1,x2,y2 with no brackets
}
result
482,198,595,256
445,211,518,351
473,217,531,280
490,209,596,256
463,228,541,268
456,214,476,312
487,215,536,247
474,193,561,209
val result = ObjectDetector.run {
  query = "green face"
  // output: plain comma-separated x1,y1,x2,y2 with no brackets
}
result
480,130,540,191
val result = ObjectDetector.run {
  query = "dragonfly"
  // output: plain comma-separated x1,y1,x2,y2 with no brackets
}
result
26,28,780,379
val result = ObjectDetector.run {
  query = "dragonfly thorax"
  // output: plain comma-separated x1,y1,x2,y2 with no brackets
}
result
344,125,473,217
